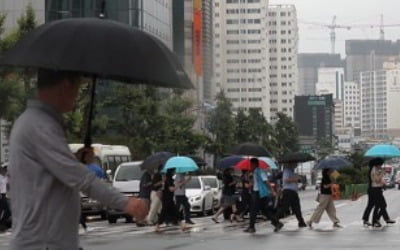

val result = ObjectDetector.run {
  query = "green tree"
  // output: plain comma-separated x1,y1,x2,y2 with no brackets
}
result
156,91,206,155
316,137,335,159
234,109,249,143
207,91,235,157
273,112,299,155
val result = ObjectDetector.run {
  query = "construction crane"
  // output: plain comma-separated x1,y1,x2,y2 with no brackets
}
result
300,15,400,54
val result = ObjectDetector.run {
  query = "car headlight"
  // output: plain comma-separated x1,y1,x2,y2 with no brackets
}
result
191,195,202,201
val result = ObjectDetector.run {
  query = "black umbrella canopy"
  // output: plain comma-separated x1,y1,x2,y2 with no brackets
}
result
0,18,193,147
140,152,174,171
229,143,272,157
278,152,315,164
0,18,193,89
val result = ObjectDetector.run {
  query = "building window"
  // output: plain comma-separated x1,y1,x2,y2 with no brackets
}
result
226,0,239,3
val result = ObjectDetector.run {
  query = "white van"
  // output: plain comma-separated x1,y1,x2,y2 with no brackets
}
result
69,143,131,174
106,161,143,223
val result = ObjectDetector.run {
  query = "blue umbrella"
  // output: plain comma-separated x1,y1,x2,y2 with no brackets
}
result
364,144,400,159
314,156,350,170
163,156,199,173
216,156,244,169
258,157,279,170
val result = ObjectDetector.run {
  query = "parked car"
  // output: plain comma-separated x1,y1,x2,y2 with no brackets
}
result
383,174,396,189
106,161,143,224
81,192,107,220
201,175,222,209
186,176,215,216
396,172,400,189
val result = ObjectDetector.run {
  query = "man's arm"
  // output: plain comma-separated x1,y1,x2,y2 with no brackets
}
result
33,126,147,219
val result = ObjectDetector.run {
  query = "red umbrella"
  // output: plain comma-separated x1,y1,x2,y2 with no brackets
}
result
234,158,269,171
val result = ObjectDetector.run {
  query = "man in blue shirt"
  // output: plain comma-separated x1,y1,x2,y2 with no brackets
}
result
276,163,307,227
244,158,283,233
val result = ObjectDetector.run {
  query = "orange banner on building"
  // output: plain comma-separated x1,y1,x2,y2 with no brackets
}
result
193,9,203,76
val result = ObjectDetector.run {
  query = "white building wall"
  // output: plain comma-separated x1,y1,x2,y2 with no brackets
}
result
0,119,9,164
343,81,360,128
316,67,344,100
214,0,270,118
267,4,297,121
361,68,400,139
143,0,173,49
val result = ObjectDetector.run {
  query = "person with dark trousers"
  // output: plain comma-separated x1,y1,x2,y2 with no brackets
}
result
155,169,188,232
244,158,283,233
137,169,153,226
174,173,195,225
369,158,395,227
276,163,307,228
362,158,380,226
212,168,241,223
239,170,252,220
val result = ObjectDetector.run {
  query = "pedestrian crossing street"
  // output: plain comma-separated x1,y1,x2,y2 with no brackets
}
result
0,209,399,249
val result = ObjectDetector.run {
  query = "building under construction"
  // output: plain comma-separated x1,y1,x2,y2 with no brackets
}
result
345,39,400,82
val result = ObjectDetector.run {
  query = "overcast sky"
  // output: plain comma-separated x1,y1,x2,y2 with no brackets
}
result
269,0,400,57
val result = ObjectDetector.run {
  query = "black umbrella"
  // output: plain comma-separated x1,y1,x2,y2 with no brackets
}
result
277,152,315,164
0,18,193,146
140,152,174,171
229,143,272,157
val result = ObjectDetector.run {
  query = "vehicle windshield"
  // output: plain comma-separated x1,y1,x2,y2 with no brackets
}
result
203,177,218,188
115,164,142,181
186,178,201,189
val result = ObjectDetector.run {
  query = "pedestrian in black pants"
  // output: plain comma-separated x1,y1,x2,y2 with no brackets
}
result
276,163,307,228
368,158,395,227
174,173,195,224
244,158,283,233
362,158,380,226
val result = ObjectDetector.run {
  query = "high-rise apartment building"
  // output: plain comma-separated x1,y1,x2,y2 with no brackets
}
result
213,0,270,117
360,64,400,139
267,4,298,120
343,81,360,129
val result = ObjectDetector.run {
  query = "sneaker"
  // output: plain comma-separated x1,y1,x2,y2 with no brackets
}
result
307,221,313,228
298,222,307,228
363,220,371,227
385,219,396,224
244,228,256,233
372,222,382,228
333,222,342,228
186,220,195,225
274,222,284,232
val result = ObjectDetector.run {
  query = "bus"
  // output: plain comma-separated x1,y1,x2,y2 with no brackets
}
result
69,143,132,174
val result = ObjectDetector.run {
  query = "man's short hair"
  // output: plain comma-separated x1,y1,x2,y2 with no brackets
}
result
250,158,259,165
37,69,81,90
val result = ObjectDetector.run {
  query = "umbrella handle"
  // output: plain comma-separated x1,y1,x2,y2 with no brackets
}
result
84,76,97,148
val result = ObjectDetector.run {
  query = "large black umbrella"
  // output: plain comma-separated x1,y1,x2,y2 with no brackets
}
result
229,143,272,157
0,17,193,146
277,152,315,164
140,152,174,171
